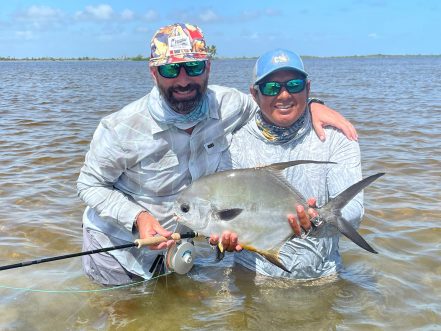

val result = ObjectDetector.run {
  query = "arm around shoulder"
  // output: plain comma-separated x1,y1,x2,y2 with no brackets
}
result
309,101,358,142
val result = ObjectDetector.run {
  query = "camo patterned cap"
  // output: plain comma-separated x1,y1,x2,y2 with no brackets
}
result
149,23,210,67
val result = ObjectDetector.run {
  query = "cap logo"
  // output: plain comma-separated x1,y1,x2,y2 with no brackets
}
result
272,54,289,64
168,35,192,51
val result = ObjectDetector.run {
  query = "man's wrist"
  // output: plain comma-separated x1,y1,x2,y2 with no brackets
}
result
308,97,325,105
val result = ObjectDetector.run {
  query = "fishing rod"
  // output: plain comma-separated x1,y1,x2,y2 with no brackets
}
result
0,232,197,272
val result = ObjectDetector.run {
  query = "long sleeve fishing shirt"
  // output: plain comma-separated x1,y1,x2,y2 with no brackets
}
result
77,85,256,279
219,107,364,280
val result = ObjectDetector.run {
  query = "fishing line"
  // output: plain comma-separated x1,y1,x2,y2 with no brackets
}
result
0,273,170,294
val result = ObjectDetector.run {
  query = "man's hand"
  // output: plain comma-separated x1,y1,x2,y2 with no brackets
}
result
309,103,358,142
288,198,319,237
136,211,174,250
209,231,242,252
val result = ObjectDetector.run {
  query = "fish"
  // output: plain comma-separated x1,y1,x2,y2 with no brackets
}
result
173,160,384,272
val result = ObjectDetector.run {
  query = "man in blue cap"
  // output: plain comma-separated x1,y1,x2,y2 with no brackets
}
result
78,23,358,285
220,49,365,279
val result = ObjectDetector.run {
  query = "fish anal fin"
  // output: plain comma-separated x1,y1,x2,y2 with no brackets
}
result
242,245,290,273
216,208,243,221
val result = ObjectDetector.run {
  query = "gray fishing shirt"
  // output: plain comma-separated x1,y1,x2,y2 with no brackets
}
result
219,108,363,279
77,85,256,279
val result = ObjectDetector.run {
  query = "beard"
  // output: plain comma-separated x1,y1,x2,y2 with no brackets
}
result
157,79,208,115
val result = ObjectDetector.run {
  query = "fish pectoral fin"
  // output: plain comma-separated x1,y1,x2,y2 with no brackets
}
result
243,245,290,273
215,208,243,221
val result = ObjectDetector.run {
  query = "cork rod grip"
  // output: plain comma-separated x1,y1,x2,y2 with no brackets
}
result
134,233,182,248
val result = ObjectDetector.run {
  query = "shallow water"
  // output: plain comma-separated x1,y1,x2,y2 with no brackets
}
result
1,58,440,330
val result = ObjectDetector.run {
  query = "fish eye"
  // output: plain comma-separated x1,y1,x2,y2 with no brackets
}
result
180,203,190,213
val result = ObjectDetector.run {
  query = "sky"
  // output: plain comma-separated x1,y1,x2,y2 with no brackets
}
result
0,0,440,58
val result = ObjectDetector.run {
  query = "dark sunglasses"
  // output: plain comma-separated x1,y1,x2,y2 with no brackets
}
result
158,61,206,79
256,78,307,96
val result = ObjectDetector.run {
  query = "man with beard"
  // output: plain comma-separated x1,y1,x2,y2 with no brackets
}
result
77,23,357,285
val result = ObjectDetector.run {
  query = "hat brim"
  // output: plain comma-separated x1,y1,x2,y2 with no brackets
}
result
149,52,210,67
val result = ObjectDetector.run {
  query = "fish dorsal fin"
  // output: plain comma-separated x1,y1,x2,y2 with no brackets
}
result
259,160,336,202
215,208,243,221
262,160,336,171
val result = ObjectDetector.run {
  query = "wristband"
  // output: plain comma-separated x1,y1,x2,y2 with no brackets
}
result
308,97,325,105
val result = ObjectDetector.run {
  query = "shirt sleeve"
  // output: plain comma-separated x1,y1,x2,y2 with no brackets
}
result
77,120,144,231
327,129,364,229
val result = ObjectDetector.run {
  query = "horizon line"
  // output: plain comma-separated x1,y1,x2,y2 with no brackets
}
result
1,54,441,61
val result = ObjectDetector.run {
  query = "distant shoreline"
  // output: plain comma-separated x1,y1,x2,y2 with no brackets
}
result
1,54,440,61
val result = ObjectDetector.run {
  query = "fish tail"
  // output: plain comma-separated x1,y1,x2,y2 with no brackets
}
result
320,172,385,254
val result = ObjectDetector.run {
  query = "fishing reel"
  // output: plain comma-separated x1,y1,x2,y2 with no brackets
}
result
144,232,197,276
164,239,195,274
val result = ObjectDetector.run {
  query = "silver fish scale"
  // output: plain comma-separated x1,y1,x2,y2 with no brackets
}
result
176,167,309,252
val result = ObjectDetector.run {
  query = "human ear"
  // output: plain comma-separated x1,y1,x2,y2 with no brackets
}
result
250,85,259,103
205,61,211,75
306,80,311,99
150,67,158,84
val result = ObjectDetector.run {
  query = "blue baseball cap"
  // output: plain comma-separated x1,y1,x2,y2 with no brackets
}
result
253,48,308,84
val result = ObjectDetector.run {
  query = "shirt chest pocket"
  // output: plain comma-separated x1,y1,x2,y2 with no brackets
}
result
140,150,180,172
203,133,232,155
195,133,232,178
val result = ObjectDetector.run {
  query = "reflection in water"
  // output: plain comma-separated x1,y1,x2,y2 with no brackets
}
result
0,58,441,329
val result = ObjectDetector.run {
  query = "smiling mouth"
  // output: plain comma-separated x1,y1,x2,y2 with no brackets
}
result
172,87,197,99
274,104,294,111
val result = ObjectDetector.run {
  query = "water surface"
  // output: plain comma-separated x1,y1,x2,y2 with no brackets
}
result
1,57,440,330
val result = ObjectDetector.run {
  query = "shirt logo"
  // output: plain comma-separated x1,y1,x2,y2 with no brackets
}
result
168,36,192,51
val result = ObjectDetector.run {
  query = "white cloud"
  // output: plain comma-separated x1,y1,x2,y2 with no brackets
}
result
26,5,62,19
121,9,134,20
264,8,282,16
135,26,150,33
75,4,114,21
368,33,379,39
14,5,63,23
144,10,159,21
15,30,35,40
199,9,219,22
240,30,260,39
239,8,281,21
241,10,259,20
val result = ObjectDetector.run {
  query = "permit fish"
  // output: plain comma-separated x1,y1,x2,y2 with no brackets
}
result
174,160,384,272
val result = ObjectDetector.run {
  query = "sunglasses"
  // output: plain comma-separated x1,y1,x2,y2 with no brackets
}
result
158,61,206,79
256,78,307,96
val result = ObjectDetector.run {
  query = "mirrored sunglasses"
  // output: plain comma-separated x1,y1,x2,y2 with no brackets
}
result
256,78,306,96
158,61,206,79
